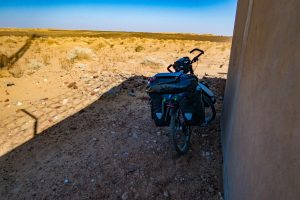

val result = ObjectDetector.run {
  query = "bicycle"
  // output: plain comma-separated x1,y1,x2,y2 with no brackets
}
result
147,48,216,155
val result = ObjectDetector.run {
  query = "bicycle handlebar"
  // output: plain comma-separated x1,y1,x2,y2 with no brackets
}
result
190,48,204,64
166,48,205,73
190,48,204,54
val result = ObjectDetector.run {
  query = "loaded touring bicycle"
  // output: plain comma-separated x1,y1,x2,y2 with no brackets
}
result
146,48,216,155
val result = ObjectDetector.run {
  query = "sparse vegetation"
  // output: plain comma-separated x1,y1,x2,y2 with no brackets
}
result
8,66,24,78
135,45,145,52
67,47,97,62
60,58,73,71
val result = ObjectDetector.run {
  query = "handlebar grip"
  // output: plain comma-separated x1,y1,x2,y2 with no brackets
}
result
190,48,204,54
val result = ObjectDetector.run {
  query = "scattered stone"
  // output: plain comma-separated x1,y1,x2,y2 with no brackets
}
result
132,132,138,139
62,99,68,105
122,151,129,157
163,191,169,197
127,165,138,173
157,131,161,136
70,127,77,130
121,192,128,200
4,99,9,102
93,75,99,79
208,186,214,193
6,82,15,87
128,89,136,97
93,88,100,92
16,101,22,106
67,82,78,89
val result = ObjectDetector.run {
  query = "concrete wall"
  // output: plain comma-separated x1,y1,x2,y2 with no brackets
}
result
222,0,300,199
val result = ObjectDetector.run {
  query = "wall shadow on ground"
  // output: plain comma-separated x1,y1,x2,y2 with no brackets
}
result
0,75,226,200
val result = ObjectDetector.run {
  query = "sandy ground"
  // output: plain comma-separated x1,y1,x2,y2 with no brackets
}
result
0,33,230,199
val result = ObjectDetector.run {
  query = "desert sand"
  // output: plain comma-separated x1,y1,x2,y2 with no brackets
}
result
0,29,230,199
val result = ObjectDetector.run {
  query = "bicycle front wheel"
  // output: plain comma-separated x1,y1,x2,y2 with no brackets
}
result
170,108,191,155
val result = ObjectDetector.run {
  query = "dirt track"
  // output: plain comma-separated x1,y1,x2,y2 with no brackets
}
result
0,74,225,200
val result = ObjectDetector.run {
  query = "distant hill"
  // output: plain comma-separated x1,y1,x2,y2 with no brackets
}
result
0,28,232,42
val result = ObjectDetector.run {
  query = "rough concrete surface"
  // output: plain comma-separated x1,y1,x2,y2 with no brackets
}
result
222,0,300,199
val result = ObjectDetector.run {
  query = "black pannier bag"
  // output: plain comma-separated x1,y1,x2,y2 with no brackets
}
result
179,89,205,126
146,72,198,94
149,93,170,126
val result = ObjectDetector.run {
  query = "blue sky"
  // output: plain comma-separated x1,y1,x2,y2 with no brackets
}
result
0,0,237,35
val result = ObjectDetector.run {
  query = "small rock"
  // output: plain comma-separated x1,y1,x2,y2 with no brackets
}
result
121,192,128,200
132,132,138,139
122,151,129,157
127,165,138,173
62,99,68,105
93,75,99,79
208,186,214,193
6,82,15,87
156,131,161,136
43,78,48,82
127,89,136,97
4,99,9,102
93,88,100,92
16,101,22,106
163,191,169,197
54,115,60,120
67,82,78,89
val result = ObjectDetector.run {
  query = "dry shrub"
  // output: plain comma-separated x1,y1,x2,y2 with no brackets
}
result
127,37,137,43
60,58,73,71
42,55,51,65
92,41,107,51
28,59,45,71
141,57,166,69
220,46,226,51
5,38,17,43
67,47,98,61
135,45,145,52
9,66,24,78
47,38,58,45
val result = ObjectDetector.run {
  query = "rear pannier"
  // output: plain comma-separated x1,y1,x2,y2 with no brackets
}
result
179,89,205,126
